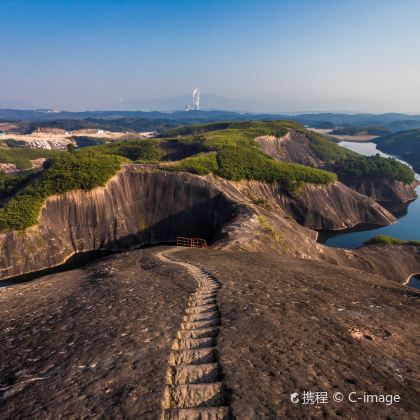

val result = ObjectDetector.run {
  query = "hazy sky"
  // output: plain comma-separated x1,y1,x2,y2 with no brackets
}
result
1,0,419,113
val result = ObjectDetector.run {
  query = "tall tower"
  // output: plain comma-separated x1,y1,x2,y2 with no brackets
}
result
192,87,200,111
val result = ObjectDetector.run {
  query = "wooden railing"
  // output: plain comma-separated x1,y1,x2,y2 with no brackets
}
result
176,237,208,248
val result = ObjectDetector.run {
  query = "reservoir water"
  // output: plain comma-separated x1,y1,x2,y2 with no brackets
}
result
319,141,420,249
318,141,420,288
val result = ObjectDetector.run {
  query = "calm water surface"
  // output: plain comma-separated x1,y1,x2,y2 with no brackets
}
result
320,141,420,249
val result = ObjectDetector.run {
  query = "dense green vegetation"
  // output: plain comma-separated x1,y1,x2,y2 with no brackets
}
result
332,154,415,184
72,136,109,148
82,139,163,162
0,119,415,232
28,118,179,133
163,152,218,175
216,146,335,192
303,130,355,161
0,147,60,170
365,235,420,246
162,120,301,140
160,123,337,194
303,130,415,183
374,129,420,173
0,171,37,203
0,153,126,231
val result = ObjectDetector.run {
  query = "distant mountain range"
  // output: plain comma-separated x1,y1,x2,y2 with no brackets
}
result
2,109,420,134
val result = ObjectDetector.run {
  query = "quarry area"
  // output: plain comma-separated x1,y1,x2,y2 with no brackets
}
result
0,127,156,150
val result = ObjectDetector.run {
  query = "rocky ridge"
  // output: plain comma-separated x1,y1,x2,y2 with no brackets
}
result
0,164,417,283
255,130,417,203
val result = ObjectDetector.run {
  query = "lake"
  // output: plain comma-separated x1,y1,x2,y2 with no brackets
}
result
318,141,420,288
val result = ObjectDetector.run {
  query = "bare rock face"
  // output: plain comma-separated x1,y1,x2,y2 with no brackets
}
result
0,163,20,173
335,175,418,203
208,177,395,230
255,132,322,167
0,165,402,282
33,127,66,134
0,166,237,280
256,130,417,203
0,158,47,173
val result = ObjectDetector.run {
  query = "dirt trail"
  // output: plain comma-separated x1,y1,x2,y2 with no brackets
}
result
156,248,231,420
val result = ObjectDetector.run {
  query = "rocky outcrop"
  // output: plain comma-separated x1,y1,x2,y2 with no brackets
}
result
0,166,237,280
0,163,20,174
255,132,322,167
0,164,409,282
256,130,417,203
33,127,66,134
334,174,418,203
0,158,47,173
212,178,394,230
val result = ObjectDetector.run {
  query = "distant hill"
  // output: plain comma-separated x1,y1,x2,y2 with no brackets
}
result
2,110,420,137
1,108,420,126
330,126,390,136
385,120,420,133
374,129,420,173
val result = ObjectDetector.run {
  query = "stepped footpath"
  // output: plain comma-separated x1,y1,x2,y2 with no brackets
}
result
157,249,231,420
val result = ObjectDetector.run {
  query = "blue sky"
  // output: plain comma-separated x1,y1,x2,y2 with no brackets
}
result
1,0,419,112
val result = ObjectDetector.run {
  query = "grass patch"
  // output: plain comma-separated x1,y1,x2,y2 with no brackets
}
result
253,198,272,211
160,144,336,194
0,153,127,231
161,152,218,175
257,215,283,242
216,146,336,193
365,235,420,246
82,139,163,163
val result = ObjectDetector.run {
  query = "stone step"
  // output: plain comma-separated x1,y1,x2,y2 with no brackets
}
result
163,406,231,420
181,319,219,331
189,292,217,299
185,305,218,315
183,312,220,324
166,363,220,385
177,327,219,340
188,298,217,307
162,383,224,409
168,348,216,366
172,337,215,350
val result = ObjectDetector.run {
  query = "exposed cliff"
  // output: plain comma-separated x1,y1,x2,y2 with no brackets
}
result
334,174,417,203
0,165,237,280
214,178,394,230
256,130,417,203
0,164,413,283
256,131,322,167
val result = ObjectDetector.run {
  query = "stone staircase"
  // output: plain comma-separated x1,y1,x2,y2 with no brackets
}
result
157,249,231,420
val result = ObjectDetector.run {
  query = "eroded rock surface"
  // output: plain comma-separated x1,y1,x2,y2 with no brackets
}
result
2,247,418,419
177,248,420,419
256,130,417,203
0,165,398,281
0,248,194,419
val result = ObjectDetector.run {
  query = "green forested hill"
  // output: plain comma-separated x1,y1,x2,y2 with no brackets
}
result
0,120,416,232
374,129,420,173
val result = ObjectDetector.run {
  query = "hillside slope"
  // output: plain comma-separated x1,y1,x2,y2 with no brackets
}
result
374,128,420,173
0,165,411,283
256,128,417,203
